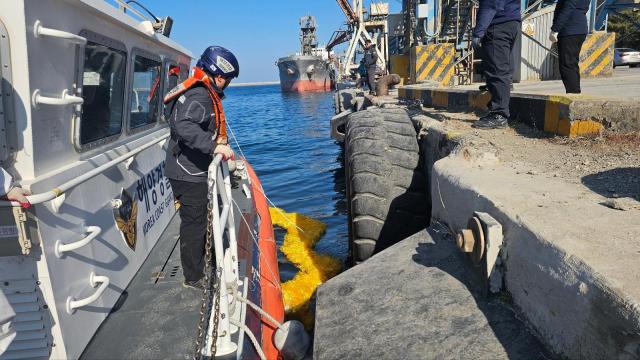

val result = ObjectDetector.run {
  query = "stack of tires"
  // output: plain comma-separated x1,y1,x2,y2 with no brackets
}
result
344,108,429,264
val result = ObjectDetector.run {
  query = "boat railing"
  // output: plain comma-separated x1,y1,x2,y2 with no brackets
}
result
201,154,242,358
0,133,170,210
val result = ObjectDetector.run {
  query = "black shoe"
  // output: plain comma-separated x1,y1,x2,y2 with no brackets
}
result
472,113,508,129
182,278,206,290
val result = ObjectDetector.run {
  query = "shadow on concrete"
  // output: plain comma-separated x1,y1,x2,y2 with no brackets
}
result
412,227,550,360
510,121,554,140
375,165,430,255
581,167,640,201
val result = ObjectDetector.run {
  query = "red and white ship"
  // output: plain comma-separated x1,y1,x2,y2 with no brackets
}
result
277,16,335,92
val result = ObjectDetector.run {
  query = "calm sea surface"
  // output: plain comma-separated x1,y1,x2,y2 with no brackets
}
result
223,84,347,280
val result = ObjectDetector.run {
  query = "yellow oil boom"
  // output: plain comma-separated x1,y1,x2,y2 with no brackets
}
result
269,208,342,328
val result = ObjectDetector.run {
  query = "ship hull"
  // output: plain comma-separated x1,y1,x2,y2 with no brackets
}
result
277,55,333,92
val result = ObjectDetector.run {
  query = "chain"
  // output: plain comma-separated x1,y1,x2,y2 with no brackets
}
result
209,268,222,357
193,192,217,359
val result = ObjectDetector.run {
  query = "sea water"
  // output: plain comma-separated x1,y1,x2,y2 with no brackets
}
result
224,85,347,281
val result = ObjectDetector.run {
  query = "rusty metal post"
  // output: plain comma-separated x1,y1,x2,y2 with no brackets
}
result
375,74,401,96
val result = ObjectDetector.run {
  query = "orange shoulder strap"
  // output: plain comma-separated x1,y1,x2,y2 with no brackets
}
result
163,67,228,144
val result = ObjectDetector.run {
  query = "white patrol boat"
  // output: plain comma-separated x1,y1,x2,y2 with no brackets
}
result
0,1,299,359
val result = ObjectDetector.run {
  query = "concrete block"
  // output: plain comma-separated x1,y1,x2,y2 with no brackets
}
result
398,85,640,135
314,226,547,359
430,152,640,359
579,31,615,78
409,44,456,86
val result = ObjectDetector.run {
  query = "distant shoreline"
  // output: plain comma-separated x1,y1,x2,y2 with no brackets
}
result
229,81,279,88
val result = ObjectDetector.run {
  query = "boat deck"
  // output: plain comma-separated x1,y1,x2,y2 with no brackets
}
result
81,215,200,359
83,178,254,360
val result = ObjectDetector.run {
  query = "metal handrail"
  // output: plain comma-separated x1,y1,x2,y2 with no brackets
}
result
66,272,110,314
521,31,559,58
202,155,241,357
0,133,169,208
33,20,87,45
54,226,102,258
32,89,83,108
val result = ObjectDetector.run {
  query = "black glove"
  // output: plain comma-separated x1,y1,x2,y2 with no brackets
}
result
472,37,482,51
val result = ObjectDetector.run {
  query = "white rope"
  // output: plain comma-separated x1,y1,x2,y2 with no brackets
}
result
234,293,285,331
225,118,307,234
231,199,282,291
230,319,267,360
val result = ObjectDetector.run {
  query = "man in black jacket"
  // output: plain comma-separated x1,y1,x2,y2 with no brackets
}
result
550,0,589,93
472,0,522,129
363,39,378,95
164,46,238,290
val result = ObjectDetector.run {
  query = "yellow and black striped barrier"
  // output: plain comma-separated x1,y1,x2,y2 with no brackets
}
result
579,31,615,78
398,86,604,137
410,44,456,87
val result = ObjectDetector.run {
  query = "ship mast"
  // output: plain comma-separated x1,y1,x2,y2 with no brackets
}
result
299,16,318,56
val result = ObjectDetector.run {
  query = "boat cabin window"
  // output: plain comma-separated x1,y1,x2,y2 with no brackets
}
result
79,41,127,145
129,55,162,129
164,64,180,97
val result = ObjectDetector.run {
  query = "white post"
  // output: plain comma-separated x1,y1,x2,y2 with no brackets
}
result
203,157,237,357
221,162,240,289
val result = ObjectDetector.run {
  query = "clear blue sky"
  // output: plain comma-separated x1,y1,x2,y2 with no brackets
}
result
120,1,401,83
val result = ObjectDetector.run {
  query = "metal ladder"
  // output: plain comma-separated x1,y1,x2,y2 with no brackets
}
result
439,0,476,85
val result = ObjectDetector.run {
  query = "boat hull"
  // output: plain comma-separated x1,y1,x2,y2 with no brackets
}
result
277,55,333,92
79,159,284,359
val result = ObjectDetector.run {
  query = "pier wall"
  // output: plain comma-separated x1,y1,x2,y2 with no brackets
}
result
399,86,640,136
416,116,640,359
324,88,640,358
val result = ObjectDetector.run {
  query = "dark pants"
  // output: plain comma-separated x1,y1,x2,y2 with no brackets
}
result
367,67,377,94
357,74,368,90
169,179,209,282
482,21,520,118
558,34,586,94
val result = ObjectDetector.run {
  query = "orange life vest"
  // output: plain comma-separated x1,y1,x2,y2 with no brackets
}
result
163,67,228,144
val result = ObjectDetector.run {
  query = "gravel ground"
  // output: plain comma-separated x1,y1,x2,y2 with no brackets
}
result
421,109,640,210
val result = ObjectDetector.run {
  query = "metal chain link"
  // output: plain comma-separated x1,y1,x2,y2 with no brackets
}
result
209,268,221,357
193,190,220,359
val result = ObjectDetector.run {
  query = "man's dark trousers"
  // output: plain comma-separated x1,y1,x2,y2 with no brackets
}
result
482,20,520,118
169,179,209,282
367,67,377,93
558,34,586,93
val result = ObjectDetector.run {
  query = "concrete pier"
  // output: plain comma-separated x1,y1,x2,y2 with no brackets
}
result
314,225,547,359
321,79,640,359
399,67,640,136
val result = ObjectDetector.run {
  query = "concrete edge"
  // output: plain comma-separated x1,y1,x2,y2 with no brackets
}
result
399,86,640,136
418,121,640,359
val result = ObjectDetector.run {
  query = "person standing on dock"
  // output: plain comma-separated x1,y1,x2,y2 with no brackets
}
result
356,59,368,90
363,39,378,96
164,46,239,290
471,0,522,129
549,0,589,94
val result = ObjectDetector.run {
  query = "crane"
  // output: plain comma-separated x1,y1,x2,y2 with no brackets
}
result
330,0,390,80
